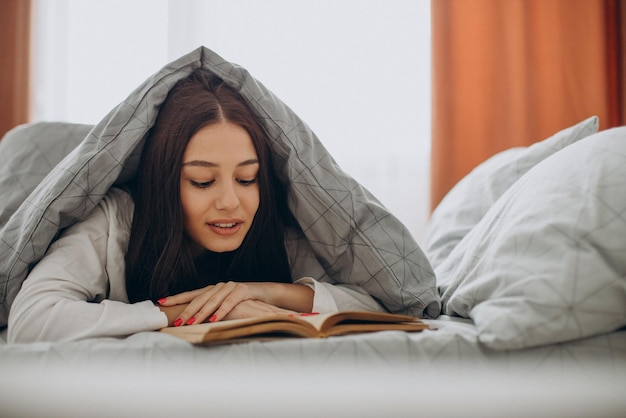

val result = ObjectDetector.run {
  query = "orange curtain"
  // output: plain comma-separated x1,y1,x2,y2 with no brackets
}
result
0,0,31,140
431,0,624,210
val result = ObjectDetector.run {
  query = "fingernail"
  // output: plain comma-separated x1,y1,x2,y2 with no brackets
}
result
209,315,217,322
157,298,167,305
173,318,183,327
299,312,320,317
186,317,196,325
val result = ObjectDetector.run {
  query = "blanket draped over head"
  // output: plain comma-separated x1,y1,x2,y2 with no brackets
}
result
0,47,440,327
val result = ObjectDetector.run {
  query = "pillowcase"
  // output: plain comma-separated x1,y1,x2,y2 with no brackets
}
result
423,116,598,272
0,46,439,327
438,126,626,349
0,122,91,228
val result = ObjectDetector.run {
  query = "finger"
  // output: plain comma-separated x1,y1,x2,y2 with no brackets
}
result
157,287,209,306
221,300,298,321
193,282,249,323
179,282,236,325
210,282,252,322
168,283,226,325
210,294,243,322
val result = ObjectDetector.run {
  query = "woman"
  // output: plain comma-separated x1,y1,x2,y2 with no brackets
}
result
7,70,383,343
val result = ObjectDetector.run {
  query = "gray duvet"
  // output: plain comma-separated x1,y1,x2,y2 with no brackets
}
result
0,46,439,327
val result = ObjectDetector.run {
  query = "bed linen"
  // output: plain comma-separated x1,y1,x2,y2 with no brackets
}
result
1,47,625,416
2,315,625,371
428,122,626,350
1,318,625,417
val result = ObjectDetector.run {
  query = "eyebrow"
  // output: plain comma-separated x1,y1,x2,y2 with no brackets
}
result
183,159,259,168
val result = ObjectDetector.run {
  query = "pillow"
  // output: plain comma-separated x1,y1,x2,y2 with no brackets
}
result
0,122,92,229
423,116,598,272
438,126,626,349
0,46,439,326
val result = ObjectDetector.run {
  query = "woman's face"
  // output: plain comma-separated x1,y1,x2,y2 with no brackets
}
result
180,121,260,253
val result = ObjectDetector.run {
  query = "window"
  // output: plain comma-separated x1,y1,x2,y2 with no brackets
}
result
32,0,431,241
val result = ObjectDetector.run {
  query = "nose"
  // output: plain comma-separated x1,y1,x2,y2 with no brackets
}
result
215,181,240,211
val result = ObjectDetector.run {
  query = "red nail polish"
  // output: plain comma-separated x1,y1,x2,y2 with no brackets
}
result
173,318,183,327
299,312,320,317
209,315,217,322
157,298,167,305
186,317,196,325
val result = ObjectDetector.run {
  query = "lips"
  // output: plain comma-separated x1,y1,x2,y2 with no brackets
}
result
212,222,237,228
207,220,243,236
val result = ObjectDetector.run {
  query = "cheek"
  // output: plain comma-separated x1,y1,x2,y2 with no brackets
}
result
179,186,191,216
180,186,205,222
246,186,261,214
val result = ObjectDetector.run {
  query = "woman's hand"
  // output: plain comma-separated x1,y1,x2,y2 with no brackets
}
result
157,303,189,327
222,299,296,320
158,281,254,326
157,281,313,326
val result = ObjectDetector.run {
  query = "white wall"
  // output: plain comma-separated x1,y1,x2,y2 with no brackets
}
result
32,0,431,242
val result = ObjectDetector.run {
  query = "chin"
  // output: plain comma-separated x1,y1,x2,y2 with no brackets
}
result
205,240,244,253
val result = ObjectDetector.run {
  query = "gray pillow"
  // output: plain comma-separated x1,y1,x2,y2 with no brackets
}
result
439,126,626,349
424,116,598,271
0,46,439,326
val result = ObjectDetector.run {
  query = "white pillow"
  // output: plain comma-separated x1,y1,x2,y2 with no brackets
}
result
439,126,626,349
423,116,598,271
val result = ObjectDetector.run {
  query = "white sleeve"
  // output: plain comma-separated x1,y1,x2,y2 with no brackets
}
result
7,189,167,343
294,277,386,313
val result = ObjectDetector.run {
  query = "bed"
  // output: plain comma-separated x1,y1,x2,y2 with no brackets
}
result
1,47,625,417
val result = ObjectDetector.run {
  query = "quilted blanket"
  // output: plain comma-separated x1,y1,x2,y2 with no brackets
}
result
0,46,439,327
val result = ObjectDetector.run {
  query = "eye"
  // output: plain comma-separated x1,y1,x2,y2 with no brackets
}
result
237,178,257,186
190,180,214,189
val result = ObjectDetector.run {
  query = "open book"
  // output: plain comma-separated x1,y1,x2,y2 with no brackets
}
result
161,311,430,345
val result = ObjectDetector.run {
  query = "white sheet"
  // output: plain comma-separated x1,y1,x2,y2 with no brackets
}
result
1,317,625,417
2,316,624,370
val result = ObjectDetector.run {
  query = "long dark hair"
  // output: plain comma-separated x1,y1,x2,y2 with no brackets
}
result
125,69,293,303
